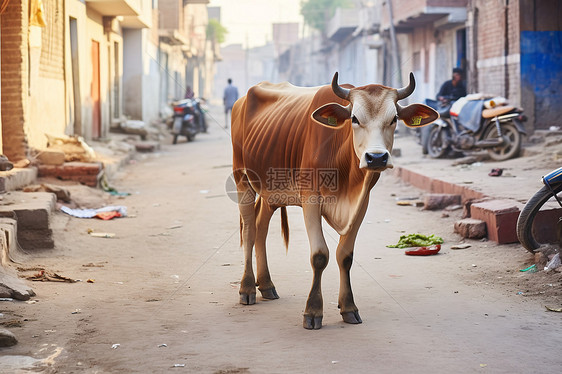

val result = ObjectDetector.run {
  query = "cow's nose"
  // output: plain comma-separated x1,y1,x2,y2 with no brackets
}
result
365,152,388,169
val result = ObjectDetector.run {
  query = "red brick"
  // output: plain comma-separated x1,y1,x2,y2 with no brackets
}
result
454,218,487,239
470,199,524,244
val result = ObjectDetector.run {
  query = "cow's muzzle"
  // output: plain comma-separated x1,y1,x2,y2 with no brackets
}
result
364,152,390,170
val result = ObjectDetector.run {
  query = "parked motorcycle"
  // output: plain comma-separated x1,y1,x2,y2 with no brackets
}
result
171,98,207,144
423,95,527,161
516,166,562,253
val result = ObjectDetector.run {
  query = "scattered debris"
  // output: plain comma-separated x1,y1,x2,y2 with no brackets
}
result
545,306,562,312
71,309,81,314
111,344,120,349
158,343,168,348
173,364,186,368
387,233,444,248
82,263,105,268
60,205,127,219
451,244,471,250
519,264,537,273
88,230,116,239
23,183,71,202
87,279,95,283
25,270,77,283
544,253,561,272
405,244,441,256
488,168,503,177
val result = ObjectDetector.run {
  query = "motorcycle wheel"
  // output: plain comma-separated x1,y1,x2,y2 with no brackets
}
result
427,126,449,158
483,122,521,161
516,182,562,253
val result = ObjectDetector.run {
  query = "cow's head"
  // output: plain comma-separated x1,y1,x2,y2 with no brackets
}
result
312,73,438,171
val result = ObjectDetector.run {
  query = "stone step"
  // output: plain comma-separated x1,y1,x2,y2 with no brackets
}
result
0,191,56,250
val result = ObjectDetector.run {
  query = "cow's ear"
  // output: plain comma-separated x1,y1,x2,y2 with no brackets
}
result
311,103,351,129
397,103,439,127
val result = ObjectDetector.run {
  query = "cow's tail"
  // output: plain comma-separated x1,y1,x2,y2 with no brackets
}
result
281,206,289,252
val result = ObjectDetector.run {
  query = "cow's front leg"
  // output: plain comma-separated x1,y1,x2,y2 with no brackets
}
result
336,198,369,324
302,204,329,330
237,175,257,305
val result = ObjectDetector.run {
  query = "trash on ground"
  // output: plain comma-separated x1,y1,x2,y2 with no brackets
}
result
0,298,14,302
60,205,127,219
100,175,131,196
25,300,38,304
519,264,537,273
111,344,120,349
71,309,81,314
405,244,441,256
82,263,105,268
488,168,503,177
88,230,116,238
158,343,168,348
387,233,444,248
396,200,424,207
544,253,561,272
173,364,186,367
87,279,95,283
545,306,562,312
25,270,77,283
451,244,471,250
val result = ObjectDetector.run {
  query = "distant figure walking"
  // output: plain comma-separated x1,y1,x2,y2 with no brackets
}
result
223,78,239,129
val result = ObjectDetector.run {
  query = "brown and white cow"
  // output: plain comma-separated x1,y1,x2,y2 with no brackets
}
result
231,73,438,329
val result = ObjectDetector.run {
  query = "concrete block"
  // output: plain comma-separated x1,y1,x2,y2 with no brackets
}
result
17,229,54,250
423,193,462,210
454,218,487,239
0,218,17,266
0,192,56,230
0,167,38,193
470,199,524,244
37,162,102,187
36,150,65,165
0,328,17,347
135,141,160,153
0,267,35,301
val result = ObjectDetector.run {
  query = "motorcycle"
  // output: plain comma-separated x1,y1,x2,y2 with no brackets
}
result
422,94,527,161
516,166,562,253
171,98,207,144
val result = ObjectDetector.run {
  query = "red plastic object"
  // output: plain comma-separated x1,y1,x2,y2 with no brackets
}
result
404,244,441,256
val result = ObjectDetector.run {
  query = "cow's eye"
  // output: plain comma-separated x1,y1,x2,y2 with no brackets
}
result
391,115,398,125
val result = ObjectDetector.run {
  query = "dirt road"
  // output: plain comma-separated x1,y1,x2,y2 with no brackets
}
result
1,109,561,373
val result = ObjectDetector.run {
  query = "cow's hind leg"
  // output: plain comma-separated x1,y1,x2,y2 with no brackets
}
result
255,198,278,300
237,172,257,305
302,205,329,330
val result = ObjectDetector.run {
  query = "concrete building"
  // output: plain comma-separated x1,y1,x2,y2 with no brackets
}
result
467,0,562,132
0,0,150,163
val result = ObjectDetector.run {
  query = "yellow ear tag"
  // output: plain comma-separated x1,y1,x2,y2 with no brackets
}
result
411,116,422,126
327,116,337,126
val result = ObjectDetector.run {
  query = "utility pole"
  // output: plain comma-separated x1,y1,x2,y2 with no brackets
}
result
387,0,402,87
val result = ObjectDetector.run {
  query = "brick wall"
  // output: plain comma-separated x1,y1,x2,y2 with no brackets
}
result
474,0,520,104
0,0,28,162
39,0,64,80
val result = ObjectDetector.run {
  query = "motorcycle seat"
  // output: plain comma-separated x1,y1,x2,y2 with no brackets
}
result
482,105,515,118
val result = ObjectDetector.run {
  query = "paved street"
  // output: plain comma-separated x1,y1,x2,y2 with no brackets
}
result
1,107,561,373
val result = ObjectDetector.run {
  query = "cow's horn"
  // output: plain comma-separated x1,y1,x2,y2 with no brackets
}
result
396,72,416,100
332,72,350,101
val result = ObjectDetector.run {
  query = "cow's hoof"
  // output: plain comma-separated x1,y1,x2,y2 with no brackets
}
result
303,315,323,330
259,287,279,300
341,311,362,324
239,293,256,305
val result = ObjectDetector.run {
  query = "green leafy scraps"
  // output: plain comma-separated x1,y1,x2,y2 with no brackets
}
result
387,233,444,248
